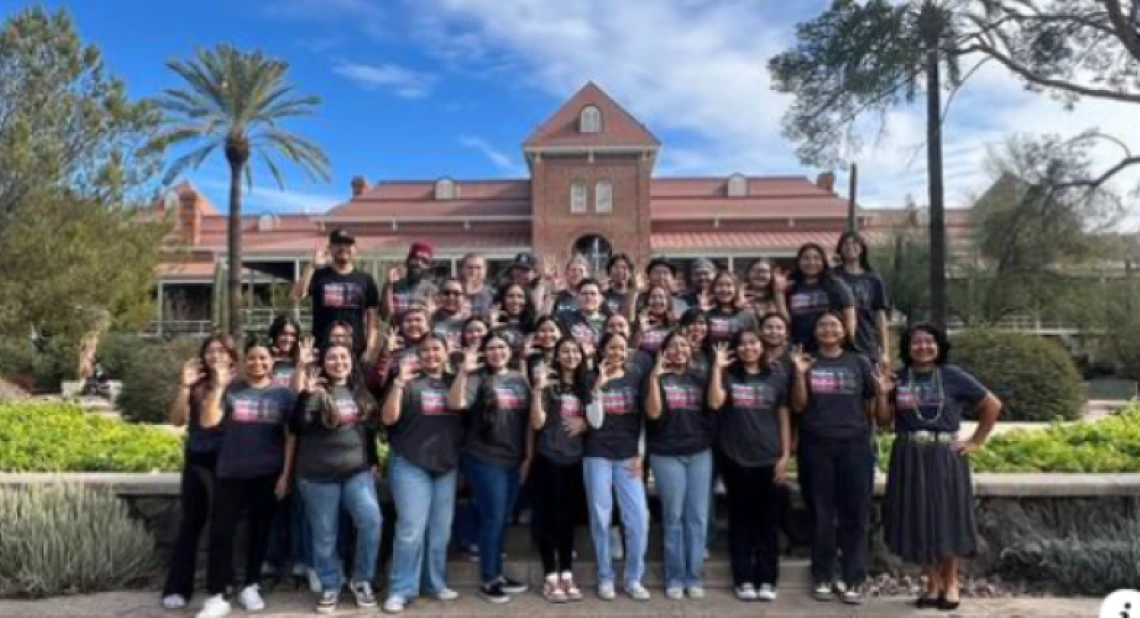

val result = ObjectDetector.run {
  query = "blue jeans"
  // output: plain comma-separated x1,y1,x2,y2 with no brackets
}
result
461,453,520,584
387,454,457,599
582,456,649,586
297,471,382,591
650,449,713,588
265,492,312,571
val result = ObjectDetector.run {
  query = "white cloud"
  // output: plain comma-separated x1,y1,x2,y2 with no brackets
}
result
333,61,438,98
197,178,341,214
458,135,524,175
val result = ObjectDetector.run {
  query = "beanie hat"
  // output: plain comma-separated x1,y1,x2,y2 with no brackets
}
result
408,241,434,262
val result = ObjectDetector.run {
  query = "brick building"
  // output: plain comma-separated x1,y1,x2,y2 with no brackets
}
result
150,82,969,336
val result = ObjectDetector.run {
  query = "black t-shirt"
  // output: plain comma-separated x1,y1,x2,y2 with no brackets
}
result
431,310,465,351
390,375,462,474
465,285,495,319
637,324,673,355
551,290,579,315
535,385,587,465
492,321,529,358
217,381,296,479
271,359,296,388
837,271,889,360
717,369,788,467
706,307,759,345
584,367,644,460
309,267,381,353
647,370,713,456
391,277,438,318
636,294,690,318
558,311,606,351
893,364,987,433
460,371,531,467
785,278,854,352
800,352,876,440
290,385,371,482
185,384,223,455
604,288,630,316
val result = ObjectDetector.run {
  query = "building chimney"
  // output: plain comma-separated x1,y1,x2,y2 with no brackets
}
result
351,175,370,197
816,171,836,193
178,187,202,245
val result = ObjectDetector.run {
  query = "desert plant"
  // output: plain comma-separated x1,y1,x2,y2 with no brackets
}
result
951,329,1084,421
0,483,158,597
116,338,199,424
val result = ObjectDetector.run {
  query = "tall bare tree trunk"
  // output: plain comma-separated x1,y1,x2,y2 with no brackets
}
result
922,2,947,329
227,158,244,342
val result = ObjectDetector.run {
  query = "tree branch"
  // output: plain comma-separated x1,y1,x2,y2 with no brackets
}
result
1056,156,1140,190
958,40,1140,103
1102,0,1140,62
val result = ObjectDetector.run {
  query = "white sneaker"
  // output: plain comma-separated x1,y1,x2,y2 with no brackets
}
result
161,594,187,609
307,568,322,593
610,527,624,560
237,584,265,612
626,582,651,601
734,583,757,601
597,582,616,601
290,563,308,577
195,595,231,618
382,595,406,614
756,583,778,602
687,586,705,600
666,586,684,600
433,588,460,601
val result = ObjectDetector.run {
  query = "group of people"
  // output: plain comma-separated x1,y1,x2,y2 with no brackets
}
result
161,227,1002,617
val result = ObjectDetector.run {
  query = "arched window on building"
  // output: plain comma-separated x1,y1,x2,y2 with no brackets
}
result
579,105,602,133
727,173,747,197
573,234,613,275
435,177,457,200
570,181,588,213
595,180,613,213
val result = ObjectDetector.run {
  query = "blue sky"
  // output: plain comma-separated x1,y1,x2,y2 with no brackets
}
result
8,0,1136,217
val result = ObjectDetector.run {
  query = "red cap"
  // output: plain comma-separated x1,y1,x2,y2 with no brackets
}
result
408,241,434,262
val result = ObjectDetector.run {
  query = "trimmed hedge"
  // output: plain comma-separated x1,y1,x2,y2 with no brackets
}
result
116,338,200,424
951,329,1084,422
0,402,182,472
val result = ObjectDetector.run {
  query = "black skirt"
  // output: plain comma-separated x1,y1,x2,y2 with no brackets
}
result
883,436,977,565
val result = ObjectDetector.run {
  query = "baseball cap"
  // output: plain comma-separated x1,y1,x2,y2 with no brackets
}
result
328,228,356,245
511,252,537,270
646,257,676,276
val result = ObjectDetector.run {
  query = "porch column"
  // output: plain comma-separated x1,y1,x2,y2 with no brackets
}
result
156,280,164,338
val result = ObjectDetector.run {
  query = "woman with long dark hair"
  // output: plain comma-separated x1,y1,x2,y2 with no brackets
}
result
528,337,592,603
632,285,677,356
196,338,299,618
882,324,1001,611
161,335,238,610
785,243,856,353
583,332,651,602
268,315,301,387
492,282,538,357
706,271,758,346
645,332,714,601
603,254,635,316
382,334,464,613
287,342,383,614
744,259,788,319
707,330,790,602
678,308,711,377
448,332,532,604
523,315,562,381
789,311,885,605
835,232,890,366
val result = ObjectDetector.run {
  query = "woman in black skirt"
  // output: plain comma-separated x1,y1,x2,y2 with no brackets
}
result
880,323,1001,611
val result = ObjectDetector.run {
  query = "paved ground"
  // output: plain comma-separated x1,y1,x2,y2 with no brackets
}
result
0,589,1103,617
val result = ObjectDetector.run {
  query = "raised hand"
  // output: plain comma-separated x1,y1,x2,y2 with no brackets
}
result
650,350,668,378
313,244,331,268
790,345,813,375
597,359,621,389
462,346,482,374
384,327,403,354
698,290,713,310
772,268,788,294
210,362,233,387
397,356,417,383
180,359,203,388
562,415,587,436
638,309,654,329
634,272,648,292
387,265,404,285
532,360,553,390
297,337,316,367
521,334,535,359
875,367,897,394
712,342,734,370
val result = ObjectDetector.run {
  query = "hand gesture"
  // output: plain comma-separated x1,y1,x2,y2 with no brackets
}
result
772,268,788,294
875,367,897,394
597,358,621,388
397,356,417,383
384,327,403,354
297,337,316,367
462,346,482,374
773,456,789,485
313,245,331,268
650,351,668,378
492,305,510,327
540,255,558,282
634,272,648,292
562,415,587,436
712,342,734,370
582,340,596,360
387,265,404,285
521,334,535,359
627,456,643,479
532,361,552,390
698,290,713,310
638,309,654,329
209,361,232,386
180,359,203,387
790,345,813,375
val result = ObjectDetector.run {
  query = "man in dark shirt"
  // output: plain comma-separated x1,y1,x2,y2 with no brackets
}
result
294,228,381,357
382,241,439,322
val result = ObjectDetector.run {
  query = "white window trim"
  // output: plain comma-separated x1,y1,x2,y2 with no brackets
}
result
570,181,588,213
579,106,601,133
595,180,613,214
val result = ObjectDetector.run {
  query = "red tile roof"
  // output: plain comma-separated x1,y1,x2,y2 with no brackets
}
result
651,176,833,198
652,231,861,252
652,197,847,219
523,82,660,149
326,180,531,219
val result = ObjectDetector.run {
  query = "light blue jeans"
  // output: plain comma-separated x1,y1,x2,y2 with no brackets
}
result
582,456,649,586
297,471,382,591
650,449,713,588
387,454,457,599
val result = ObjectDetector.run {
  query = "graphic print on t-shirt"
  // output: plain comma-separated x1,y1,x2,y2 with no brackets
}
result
709,316,733,339
570,322,599,347
809,367,857,394
492,385,525,411
419,388,447,415
333,395,360,424
602,388,635,415
663,382,702,411
558,394,583,417
640,328,668,352
896,380,940,409
322,282,362,309
232,397,282,424
788,289,829,315
730,382,772,409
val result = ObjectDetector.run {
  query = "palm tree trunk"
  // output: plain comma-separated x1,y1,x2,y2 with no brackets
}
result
923,8,947,330
227,158,244,342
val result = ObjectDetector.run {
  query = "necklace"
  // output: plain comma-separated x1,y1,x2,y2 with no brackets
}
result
902,367,945,424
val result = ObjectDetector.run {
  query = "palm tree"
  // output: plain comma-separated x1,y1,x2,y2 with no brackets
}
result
149,44,331,340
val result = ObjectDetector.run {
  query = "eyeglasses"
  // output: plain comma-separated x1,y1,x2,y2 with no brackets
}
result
441,289,463,296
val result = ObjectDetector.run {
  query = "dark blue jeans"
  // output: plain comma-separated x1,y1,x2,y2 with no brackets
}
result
461,453,521,584
799,434,874,587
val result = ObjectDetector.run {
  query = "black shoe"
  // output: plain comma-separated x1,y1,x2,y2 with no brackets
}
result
938,594,960,611
480,582,510,604
499,575,529,594
915,594,940,609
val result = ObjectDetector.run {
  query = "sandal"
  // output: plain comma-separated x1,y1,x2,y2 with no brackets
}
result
542,578,567,604
560,573,582,602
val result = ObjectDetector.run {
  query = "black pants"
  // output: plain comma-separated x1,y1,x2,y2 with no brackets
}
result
799,435,873,587
719,456,781,587
206,474,279,596
530,455,579,575
163,453,216,599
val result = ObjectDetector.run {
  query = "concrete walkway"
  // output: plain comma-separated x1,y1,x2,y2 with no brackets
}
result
0,588,1102,617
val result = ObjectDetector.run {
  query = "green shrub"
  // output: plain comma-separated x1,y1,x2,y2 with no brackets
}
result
0,483,158,598
951,329,1084,421
116,338,200,424
0,402,182,472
